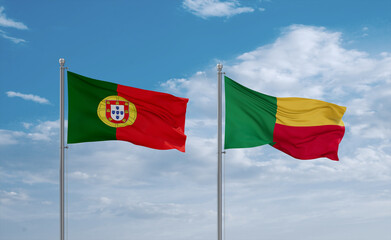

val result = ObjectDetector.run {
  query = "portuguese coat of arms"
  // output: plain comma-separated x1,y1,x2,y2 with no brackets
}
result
97,96,137,128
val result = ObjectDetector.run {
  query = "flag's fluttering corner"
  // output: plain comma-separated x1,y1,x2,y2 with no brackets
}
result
224,76,346,161
67,71,189,152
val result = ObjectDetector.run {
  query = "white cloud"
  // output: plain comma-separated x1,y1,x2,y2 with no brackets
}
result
0,165,58,186
41,201,53,205
27,120,59,141
183,0,254,18
185,118,216,128
0,29,26,43
22,122,33,129
362,26,369,37
0,6,28,29
0,120,60,145
0,190,30,205
0,6,28,43
70,171,91,180
225,25,389,99
99,197,112,205
6,91,50,104
0,129,25,145
21,171,57,185
160,78,190,95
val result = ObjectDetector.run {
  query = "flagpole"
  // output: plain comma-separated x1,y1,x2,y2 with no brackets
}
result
217,63,223,240
59,58,65,240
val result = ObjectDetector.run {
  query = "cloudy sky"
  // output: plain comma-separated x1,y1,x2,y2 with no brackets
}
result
1,0,390,240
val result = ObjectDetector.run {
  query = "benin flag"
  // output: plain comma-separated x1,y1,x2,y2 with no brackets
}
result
224,76,346,161
67,71,188,152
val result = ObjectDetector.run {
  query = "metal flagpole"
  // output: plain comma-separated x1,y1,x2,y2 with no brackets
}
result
217,63,223,240
59,58,65,240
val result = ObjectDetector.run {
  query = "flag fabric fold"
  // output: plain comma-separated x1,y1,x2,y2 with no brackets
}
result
224,76,346,161
67,71,188,152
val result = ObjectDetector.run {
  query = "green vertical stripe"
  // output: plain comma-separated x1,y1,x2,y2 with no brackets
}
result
67,71,118,143
224,76,277,149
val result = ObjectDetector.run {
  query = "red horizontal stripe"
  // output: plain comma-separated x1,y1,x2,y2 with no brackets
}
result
272,123,345,161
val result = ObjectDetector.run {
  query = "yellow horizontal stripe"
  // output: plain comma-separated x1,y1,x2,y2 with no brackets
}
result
276,97,346,127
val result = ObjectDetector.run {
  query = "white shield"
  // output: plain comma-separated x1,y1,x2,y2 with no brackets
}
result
111,105,125,121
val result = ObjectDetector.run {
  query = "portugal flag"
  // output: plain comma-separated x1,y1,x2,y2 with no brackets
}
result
67,71,188,152
224,76,346,161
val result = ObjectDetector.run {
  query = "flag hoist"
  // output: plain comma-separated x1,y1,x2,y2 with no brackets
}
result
217,63,224,240
59,58,66,240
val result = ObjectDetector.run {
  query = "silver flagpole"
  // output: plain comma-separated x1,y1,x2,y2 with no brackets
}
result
217,63,223,240
59,58,65,240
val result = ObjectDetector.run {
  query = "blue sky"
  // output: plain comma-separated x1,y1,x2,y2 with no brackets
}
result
1,0,390,239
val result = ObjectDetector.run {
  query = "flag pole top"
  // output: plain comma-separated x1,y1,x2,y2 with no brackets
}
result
217,63,223,71
59,58,65,66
